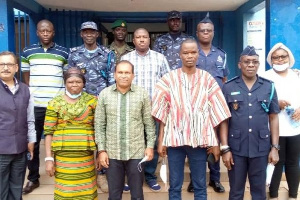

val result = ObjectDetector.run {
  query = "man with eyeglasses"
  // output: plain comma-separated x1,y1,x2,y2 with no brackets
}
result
0,51,36,200
220,46,280,200
21,19,69,194
187,12,230,193
121,28,170,192
68,21,115,193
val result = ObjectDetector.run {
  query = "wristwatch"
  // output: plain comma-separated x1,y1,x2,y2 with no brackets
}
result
220,145,230,151
271,144,280,150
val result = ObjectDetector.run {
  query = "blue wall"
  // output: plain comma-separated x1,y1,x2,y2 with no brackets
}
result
0,0,16,52
7,0,268,77
267,0,300,69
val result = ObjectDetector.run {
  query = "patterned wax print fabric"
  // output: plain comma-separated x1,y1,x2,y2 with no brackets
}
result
54,151,97,200
44,92,97,151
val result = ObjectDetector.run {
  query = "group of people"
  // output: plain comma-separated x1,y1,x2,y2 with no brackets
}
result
0,9,299,200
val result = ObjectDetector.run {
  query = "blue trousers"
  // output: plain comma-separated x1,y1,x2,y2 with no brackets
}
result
168,146,207,200
0,152,27,200
144,121,159,185
228,154,268,200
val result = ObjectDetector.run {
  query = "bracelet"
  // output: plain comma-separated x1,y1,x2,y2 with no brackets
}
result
220,145,230,151
221,147,231,155
45,157,54,162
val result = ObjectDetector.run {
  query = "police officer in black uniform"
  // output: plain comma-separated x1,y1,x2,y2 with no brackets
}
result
220,46,280,200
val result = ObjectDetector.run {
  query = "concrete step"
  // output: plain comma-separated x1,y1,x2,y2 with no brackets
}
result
22,181,299,200
22,140,298,200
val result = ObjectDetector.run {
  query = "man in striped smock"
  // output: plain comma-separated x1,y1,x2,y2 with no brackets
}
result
21,19,69,194
152,39,231,199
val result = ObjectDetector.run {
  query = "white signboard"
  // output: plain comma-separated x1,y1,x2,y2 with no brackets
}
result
246,20,265,74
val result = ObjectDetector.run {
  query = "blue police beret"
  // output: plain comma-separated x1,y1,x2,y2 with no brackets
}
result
240,46,259,57
200,12,213,24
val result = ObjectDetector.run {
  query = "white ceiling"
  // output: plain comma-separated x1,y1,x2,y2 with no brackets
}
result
35,0,249,12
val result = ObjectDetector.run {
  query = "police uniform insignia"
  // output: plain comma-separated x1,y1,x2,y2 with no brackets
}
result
162,45,167,51
232,100,239,110
121,23,125,27
81,68,86,74
217,55,223,63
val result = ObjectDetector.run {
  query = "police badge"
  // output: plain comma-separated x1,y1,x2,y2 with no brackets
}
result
80,68,86,74
232,100,239,110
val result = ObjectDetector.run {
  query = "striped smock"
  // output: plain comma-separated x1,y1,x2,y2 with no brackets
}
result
152,68,231,148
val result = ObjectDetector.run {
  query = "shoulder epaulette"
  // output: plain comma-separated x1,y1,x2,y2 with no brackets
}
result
70,47,79,53
99,45,111,54
225,76,239,84
259,76,274,84
217,47,227,55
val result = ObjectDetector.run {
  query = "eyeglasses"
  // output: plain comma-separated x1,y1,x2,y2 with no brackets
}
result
241,60,260,66
271,55,289,61
197,29,214,33
0,63,16,69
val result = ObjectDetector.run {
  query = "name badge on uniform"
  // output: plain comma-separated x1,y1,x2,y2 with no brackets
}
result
231,91,240,95
232,100,239,110
162,45,167,51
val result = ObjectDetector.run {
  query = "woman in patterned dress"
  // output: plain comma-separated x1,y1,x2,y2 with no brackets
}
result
44,67,98,200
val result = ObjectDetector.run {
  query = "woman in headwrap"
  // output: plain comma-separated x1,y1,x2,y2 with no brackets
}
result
263,43,300,200
44,67,98,200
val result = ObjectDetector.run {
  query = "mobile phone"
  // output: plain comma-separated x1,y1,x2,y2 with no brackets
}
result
207,153,215,165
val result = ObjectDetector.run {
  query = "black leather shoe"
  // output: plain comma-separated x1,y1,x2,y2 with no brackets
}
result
23,180,40,194
187,181,194,193
209,180,225,193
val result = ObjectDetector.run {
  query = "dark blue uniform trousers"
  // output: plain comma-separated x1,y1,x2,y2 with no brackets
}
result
228,154,268,200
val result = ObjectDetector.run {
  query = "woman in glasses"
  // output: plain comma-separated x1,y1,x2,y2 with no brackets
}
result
262,43,300,200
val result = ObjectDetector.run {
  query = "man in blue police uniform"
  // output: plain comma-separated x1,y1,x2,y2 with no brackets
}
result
68,21,115,97
153,10,193,70
188,12,230,193
109,19,133,63
68,21,115,193
220,46,280,200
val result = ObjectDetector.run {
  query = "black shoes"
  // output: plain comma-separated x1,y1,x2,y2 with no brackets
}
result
23,180,40,194
209,180,225,193
187,180,225,193
187,181,194,193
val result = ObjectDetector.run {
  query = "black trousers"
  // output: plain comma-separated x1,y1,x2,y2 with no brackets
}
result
0,152,27,200
269,134,300,198
27,107,46,182
106,159,144,200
